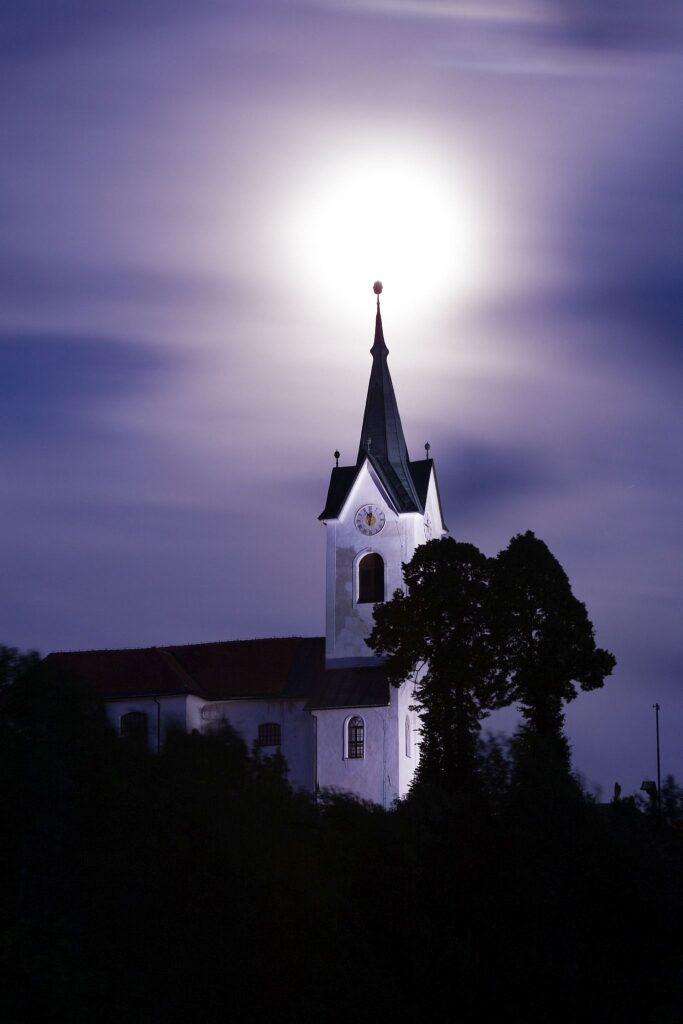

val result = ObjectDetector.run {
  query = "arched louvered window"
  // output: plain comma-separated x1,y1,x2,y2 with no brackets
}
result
405,715,412,758
347,716,365,759
120,711,148,741
258,722,281,748
358,552,384,604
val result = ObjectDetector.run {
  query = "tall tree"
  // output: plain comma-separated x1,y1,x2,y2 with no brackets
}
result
492,531,616,772
367,538,507,793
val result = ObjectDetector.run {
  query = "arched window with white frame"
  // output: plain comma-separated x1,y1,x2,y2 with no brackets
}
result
346,715,365,759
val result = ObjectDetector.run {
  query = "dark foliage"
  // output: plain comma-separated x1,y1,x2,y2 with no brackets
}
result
367,539,508,793
1,646,682,1024
493,531,616,749
637,773,683,832
0,644,40,688
369,532,615,795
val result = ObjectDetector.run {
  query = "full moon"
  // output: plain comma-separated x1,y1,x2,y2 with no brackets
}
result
283,145,485,324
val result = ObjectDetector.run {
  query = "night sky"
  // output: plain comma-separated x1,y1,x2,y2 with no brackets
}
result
2,1,682,797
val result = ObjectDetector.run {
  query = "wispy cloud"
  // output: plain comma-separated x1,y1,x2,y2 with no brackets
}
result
336,0,683,50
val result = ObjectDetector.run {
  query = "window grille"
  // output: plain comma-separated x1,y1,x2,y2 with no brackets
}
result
258,722,281,748
347,716,364,759
358,553,384,604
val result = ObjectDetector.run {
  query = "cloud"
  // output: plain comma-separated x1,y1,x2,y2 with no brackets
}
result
439,440,558,522
0,0,219,59
0,333,174,444
0,256,256,316
545,0,683,51
336,0,683,52
468,277,683,386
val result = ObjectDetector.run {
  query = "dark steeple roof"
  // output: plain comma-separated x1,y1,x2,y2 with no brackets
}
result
355,296,422,512
320,290,447,524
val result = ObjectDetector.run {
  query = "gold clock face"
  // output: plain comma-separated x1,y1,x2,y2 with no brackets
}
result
355,504,386,536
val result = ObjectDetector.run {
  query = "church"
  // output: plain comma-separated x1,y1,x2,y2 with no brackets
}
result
46,285,447,807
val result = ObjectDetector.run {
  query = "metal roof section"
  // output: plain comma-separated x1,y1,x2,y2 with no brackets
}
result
319,465,359,521
304,663,391,710
408,457,449,534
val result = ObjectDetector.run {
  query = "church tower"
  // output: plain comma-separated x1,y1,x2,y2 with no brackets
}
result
319,283,447,667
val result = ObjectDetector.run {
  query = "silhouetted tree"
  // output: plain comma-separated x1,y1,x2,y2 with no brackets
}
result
492,531,615,779
477,732,514,812
368,538,507,793
0,643,40,689
636,773,683,830
659,775,683,828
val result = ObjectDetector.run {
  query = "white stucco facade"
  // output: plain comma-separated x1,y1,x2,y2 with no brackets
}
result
201,698,315,792
316,455,445,804
322,459,446,665
323,459,422,666
312,680,419,808
106,693,315,790
106,694,203,751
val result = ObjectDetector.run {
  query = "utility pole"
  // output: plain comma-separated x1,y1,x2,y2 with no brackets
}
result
653,702,661,816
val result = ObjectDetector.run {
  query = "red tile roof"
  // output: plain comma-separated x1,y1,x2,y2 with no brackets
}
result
44,646,195,698
44,637,391,708
166,636,317,700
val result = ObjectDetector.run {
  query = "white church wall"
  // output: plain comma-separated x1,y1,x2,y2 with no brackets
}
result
396,679,420,796
106,695,190,749
186,694,205,732
313,703,400,808
424,468,447,539
324,460,422,665
200,698,315,791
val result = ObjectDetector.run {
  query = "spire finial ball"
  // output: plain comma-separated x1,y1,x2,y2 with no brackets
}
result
373,281,383,295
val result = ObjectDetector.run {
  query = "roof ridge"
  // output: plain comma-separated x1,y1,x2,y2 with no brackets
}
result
48,635,326,657
166,635,323,649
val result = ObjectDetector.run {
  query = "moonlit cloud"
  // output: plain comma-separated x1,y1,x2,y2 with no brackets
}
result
337,0,683,50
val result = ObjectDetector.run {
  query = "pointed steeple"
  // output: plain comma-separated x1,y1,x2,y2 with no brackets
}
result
320,283,447,522
369,287,389,358
356,283,422,512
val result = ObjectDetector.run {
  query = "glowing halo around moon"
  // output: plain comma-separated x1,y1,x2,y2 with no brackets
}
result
281,146,486,324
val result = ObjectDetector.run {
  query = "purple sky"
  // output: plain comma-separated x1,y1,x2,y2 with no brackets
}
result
2,0,682,797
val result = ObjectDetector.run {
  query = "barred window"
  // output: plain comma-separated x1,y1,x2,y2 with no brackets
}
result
121,711,148,741
258,722,281,748
358,553,384,604
347,716,364,759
